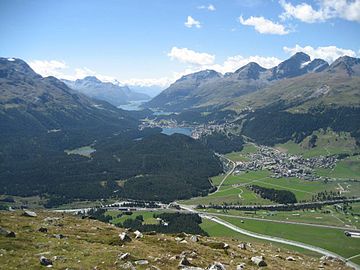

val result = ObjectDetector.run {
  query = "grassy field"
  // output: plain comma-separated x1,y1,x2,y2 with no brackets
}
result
224,143,258,162
200,202,360,229
106,210,161,225
183,170,339,205
219,216,360,264
200,218,321,258
2,210,347,270
316,155,360,180
275,130,359,158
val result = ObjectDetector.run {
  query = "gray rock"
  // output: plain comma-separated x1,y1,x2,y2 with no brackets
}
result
40,256,53,266
119,232,132,242
190,235,198,242
134,230,143,239
0,227,15,237
119,253,130,260
180,250,198,259
207,262,226,270
53,234,65,239
179,257,193,267
238,243,246,250
286,256,296,261
120,261,136,270
23,209,37,217
251,256,267,267
135,259,149,265
236,263,246,270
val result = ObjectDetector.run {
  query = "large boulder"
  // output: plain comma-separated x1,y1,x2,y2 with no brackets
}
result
134,259,149,265
119,232,132,242
119,253,130,260
236,263,246,270
251,256,267,267
39,256,53,267
179,257,193,267
134,230,143,239
119,261,136,270
207,262,226,270
190,235,199,242
22,209,37,217
238,243,246,250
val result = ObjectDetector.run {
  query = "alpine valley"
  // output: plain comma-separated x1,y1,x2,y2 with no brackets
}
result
1,53,360,269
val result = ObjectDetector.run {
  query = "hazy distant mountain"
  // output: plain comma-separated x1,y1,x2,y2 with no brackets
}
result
63,76,150,106
124,84,164,98
0,58,138,137
145,52,331,112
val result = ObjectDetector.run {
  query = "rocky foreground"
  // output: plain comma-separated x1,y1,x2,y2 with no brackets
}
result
0,210,352,270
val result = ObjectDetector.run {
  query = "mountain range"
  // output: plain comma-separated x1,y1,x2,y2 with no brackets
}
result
145,52,360,112
0,58,139,139
0,57,221,206
62,76,150,107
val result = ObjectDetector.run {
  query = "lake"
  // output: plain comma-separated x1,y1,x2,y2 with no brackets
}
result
161,127,193,136
117,100,149,111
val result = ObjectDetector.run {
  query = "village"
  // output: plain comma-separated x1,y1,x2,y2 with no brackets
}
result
233,146,338,181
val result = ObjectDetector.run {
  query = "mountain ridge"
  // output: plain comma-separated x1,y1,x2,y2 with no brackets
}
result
63,76,150,107
144,53,359,112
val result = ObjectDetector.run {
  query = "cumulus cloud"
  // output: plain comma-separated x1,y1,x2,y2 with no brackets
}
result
119,77,174,88
279,0,360,23
29,59,116,81
168,46,282,76
184,16,202,28
203,55,281,74
29,60,68,77
239,16,289,35
283,44,358,63
198,4,216,11
168,47,215,65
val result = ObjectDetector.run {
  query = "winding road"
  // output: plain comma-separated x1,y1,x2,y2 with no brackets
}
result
179,152,360,269
179,204,359,270
212,155,236,193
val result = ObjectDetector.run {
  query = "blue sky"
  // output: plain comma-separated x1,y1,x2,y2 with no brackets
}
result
0,0,359,87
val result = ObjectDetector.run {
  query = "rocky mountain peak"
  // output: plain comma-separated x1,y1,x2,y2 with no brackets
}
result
177,69,222,83
0,57,42,80
270,52,311,80
234,62,267,80
304,59,329,73
328,56,360,76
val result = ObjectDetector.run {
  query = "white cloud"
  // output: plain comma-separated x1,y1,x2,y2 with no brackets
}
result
29,60,68,77
198,4,216,11
220,55,281,71
239,16,289,35
119,77,173,88
28,60,116,82
168,47,215,65
184,16,202,28
283,44,357,63
167,45,282,76
208,4,216,11
205,55,282,74
279,0,360,23
74,67,117,82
